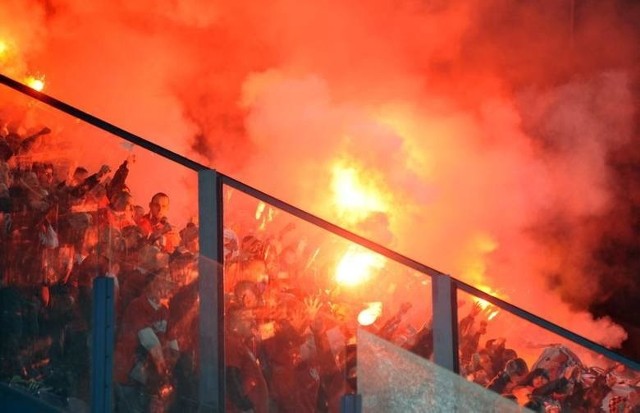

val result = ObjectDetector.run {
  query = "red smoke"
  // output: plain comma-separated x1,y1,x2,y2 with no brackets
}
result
1,0,639,354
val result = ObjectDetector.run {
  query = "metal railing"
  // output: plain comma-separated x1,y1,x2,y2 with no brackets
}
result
1,73,638,413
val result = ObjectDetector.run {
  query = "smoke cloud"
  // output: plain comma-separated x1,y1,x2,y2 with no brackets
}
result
1,0,639,356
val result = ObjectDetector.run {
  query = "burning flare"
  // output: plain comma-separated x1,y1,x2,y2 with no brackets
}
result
25,75,45,92
358,302,383,326
335,245,385,287
330,160,389,225
329,156,390,287
255,201,275,231
474,297,492,311
471,285,505,322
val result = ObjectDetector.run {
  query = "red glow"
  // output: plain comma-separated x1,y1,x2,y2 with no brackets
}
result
0,0,636,352
331,160,388,223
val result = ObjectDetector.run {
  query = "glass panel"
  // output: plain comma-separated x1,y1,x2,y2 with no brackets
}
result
456,290,640,412
358,329,525,412
0,80,198,411
222,186,432,412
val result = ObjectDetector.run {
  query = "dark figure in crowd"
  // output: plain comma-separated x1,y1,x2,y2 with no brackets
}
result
405,320,434,360
225,307,269,413
166,250,199,413
114,273,174,413
486,357,529,396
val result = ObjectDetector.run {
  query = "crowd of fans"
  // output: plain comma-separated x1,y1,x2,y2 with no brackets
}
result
456,304,640,412
1,113,639,413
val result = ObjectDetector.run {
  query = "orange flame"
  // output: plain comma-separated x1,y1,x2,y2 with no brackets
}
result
475,297,492,311
25,75,45,91
474,284,500,307
255,201,275,231
335,246,385,287
471,284,507,323
358,302,383,326
0,40,7,59
330,158,389,287
461,233,509,318
330,160,388,225
255,201,266,220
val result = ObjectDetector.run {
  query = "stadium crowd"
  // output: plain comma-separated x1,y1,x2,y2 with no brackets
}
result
0,113,639,413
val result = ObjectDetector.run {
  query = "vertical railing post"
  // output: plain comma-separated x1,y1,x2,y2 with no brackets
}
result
340,394,363,413
340,338,362,413
431,273,459,373
91,276,115,413
198,169,224,412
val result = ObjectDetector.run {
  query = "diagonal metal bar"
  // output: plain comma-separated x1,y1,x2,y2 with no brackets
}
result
0,73,207,172
219,174,445,278
455,280,640,371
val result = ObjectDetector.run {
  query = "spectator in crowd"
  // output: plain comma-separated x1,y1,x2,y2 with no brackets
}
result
114,272,174,413
463,349,496,387
166,249,199,413
1,109,639,413
138,192,179,254
225,307,269,413
486,357,530,396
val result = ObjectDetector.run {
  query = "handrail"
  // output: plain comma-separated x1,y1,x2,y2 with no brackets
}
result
1,73,638,372
0,73,207,172
220,174,445,278
456,280,640,371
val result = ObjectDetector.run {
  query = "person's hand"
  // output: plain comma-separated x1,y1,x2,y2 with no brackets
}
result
98,165,111,177
304,295,322,320
289,308,307,333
